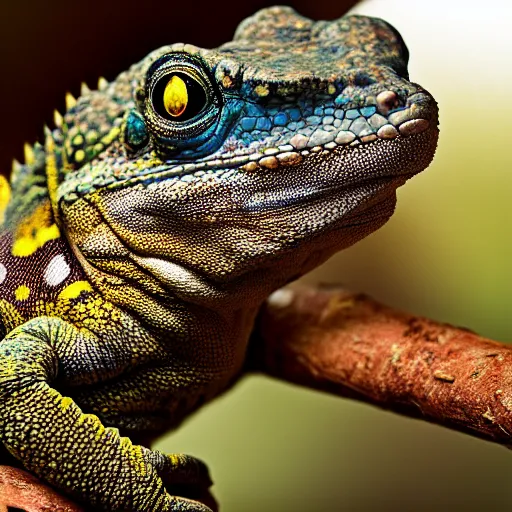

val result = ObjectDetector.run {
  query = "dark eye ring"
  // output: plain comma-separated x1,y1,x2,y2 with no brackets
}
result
151,70,208,122
143,53,222,146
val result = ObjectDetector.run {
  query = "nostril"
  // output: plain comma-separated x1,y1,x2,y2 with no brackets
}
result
376,90,399,115
353,72,376,87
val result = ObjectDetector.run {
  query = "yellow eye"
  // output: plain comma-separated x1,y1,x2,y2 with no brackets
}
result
163,75,188,117
152,69,208,122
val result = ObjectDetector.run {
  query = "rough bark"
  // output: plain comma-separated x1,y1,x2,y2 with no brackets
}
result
0,465,84,511
250,285,512,445
2,284,511,509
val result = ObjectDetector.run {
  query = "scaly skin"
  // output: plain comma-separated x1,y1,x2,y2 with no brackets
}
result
0,6,438,511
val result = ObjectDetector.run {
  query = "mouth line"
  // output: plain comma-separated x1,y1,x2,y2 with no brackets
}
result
117,123,436,188
242,174,408,212
135,90,438,181
59,111,437,206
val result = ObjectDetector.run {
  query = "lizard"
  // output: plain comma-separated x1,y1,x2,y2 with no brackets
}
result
0,5,438,511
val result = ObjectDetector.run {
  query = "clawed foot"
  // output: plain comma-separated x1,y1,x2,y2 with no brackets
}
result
143,448,217,511
168,494,216,512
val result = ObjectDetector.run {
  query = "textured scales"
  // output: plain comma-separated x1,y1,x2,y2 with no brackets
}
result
0,7,438,511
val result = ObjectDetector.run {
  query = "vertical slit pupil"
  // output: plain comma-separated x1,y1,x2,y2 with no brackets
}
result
153,72,207,121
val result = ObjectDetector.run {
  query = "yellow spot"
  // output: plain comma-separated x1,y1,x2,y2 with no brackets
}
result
0,175,11,224
11,238,38,257
74,149,85,162
58,281,93,300
222,75,233,89
86,131,98,143
100,126,121,146
328,84,337,95
12,222,60,257
254,84,269,97
163,75,188,117
15,285,30,301
61,396,73,410
72,134,84,146
37,224,60,246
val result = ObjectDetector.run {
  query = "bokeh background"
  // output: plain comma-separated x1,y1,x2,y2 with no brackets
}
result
2,0,512,510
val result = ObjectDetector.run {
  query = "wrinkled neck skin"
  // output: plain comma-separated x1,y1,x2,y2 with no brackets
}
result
60,153,404,385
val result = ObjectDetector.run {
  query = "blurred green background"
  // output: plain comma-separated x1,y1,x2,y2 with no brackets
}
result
2,0,511,510
155,1,512,510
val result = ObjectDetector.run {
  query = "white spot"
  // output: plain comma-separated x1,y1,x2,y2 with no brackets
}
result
44,254,71,286
0,263,6,284
267,288,295,309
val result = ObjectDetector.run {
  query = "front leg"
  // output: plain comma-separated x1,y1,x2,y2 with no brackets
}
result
0,316,212,511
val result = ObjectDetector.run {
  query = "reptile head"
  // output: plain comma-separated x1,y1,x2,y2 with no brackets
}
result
52,6,438,306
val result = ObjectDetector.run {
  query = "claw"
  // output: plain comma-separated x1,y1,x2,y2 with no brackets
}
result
169,496,214,512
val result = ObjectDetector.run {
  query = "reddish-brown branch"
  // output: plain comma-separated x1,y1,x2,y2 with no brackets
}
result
0,465,84,511
2,285,512,510
250,285,512,446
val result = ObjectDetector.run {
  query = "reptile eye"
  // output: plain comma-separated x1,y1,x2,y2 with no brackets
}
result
143,53,223,152
152,72,207,122
164,75,188,117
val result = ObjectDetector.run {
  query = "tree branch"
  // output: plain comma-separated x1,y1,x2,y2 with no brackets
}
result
249,285,512,446
0,465,84,511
